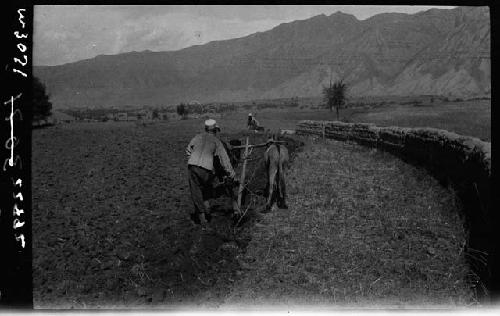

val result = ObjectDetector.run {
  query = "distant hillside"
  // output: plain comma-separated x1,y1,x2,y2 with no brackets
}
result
34,6,490,109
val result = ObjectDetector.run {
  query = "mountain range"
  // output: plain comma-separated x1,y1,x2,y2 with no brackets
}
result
34,6,490,109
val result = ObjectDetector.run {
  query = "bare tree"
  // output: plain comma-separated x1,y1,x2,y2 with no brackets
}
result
323,79,348,120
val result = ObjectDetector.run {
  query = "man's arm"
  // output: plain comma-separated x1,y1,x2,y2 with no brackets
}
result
215,139,235,178
186,135,198,159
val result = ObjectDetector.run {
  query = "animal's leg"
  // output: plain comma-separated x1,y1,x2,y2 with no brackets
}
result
263,177,269,198
277,172,288,209
276,149,289,209
265,169,277,212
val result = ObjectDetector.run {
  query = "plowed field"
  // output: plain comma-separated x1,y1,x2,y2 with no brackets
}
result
32,120,301,308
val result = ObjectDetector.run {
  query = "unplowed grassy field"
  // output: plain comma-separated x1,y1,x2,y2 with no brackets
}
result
225,139,475,308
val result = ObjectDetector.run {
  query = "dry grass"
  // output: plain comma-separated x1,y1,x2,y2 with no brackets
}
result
346,100,491,142
225,137,476,308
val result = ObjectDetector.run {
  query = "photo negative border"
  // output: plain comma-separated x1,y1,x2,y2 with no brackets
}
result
0,0,33,309
0,0,497,310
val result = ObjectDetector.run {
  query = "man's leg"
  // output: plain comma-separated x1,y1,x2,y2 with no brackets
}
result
199,168,216,223
201,200,211,223
188,166,208,225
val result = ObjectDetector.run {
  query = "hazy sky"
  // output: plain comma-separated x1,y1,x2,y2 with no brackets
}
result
34,5,455,66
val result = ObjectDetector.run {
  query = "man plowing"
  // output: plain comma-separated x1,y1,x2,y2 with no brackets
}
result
186,119,239,226
247,113,264,131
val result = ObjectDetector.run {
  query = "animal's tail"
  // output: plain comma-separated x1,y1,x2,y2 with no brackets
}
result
276,144,283,199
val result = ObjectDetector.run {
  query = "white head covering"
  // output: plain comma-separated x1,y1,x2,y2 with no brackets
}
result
248,113,253,116
205,119,217,130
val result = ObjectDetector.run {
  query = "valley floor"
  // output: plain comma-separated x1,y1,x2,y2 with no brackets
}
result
32,120,477,309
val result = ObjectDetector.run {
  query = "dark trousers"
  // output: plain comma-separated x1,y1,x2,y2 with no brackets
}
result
188,165,214,215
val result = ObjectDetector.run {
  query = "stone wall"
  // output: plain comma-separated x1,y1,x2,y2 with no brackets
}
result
297,120,493,298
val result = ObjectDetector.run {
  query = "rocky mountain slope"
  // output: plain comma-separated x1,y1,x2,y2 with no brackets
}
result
34,6,490,108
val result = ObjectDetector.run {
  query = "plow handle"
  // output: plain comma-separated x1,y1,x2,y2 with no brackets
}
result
236,137,250,213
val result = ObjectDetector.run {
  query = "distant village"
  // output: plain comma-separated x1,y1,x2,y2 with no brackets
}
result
40,101,237,126
39,108,166,125
37,98,303,126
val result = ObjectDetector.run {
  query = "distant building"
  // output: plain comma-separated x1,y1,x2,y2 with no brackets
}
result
137,110,153,121
32,117,54,127
51,111,75,124
116,113,128,121
158,112,170,120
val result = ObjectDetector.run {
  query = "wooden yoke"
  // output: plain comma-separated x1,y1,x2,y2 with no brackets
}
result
231,140,287,150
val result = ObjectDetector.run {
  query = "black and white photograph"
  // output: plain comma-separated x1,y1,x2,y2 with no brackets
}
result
0,3,495,311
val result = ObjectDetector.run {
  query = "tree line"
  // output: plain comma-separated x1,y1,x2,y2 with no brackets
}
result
176,102,237,119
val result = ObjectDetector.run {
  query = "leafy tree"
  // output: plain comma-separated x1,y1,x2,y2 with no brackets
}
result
176,103,188,119
152,109,159,120
323,79,348,120
33,76,52,122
